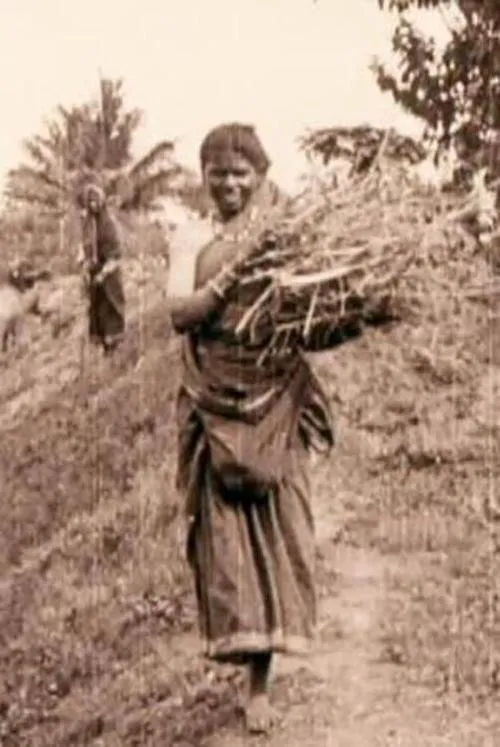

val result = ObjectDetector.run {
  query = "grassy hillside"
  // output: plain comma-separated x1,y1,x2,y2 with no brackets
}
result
0,203,499,744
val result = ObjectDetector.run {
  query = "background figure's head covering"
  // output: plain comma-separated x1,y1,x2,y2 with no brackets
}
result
75,172,107,211
83,183,106,209
200,122,271,175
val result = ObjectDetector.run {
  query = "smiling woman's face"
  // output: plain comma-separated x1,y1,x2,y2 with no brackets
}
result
203,152,261,220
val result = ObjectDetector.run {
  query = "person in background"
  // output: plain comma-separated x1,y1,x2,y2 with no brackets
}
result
78,183,125,353
166,123,334,735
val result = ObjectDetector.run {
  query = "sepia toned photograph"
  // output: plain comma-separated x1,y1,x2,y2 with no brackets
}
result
0,1,499,744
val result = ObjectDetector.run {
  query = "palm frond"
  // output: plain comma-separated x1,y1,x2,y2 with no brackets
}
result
22,139,57,173
118,166,185,211
9,165,67,193
4,184,63,212
128,141,176,181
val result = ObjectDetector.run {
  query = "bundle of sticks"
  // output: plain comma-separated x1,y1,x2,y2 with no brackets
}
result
231,164,450,362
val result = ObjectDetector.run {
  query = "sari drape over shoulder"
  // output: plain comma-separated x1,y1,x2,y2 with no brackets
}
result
175,180,334,662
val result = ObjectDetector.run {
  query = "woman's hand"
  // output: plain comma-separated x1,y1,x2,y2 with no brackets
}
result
76,244,85,268
168,262,241,334
205,262,238,299
94,260,120,285
166,240,224,333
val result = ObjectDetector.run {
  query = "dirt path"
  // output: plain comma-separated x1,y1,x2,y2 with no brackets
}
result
201,467,500,747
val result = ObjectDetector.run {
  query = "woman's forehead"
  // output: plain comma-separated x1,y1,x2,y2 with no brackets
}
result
204,150,255,171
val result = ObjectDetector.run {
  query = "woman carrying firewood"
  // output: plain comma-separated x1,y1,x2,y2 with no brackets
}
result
167,123,335,735
78,183,125,353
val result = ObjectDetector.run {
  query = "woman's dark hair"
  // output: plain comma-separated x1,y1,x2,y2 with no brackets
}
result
200,122,271,175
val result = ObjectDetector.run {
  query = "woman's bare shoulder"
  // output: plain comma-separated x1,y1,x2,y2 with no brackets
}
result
170,218,214,255
167,218,215,296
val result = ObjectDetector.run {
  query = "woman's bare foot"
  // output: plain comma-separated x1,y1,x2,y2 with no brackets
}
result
245,692,281,734
244,652,281,734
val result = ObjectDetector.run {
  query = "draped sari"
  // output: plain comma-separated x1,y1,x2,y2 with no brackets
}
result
81,207,125,348
175,180,335,662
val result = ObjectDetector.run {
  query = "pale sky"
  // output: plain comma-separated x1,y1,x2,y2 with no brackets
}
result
0,0,452,194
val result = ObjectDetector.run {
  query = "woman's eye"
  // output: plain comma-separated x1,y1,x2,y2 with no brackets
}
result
209,168,248,180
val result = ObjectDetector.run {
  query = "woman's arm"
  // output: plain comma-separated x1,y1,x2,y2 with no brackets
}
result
168,286,222,333
93,215,122,282
98,215,121,258
166,240,237,334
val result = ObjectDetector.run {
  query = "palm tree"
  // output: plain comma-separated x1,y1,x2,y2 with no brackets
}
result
5,77,198,218
3,77,202,272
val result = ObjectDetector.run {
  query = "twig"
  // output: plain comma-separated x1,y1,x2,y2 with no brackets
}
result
303,284,321,340
234,280,276,335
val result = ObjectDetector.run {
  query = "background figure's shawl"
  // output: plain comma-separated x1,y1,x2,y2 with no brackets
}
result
82,208,125,318
81,205,125,347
